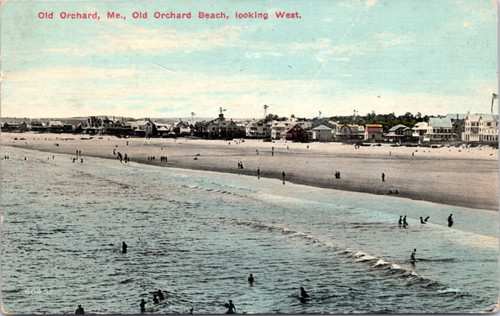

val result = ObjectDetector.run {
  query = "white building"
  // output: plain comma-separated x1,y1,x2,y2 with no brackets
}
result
245,120,270,138
463,114,499,142
270,121,293,140
424,118,453,141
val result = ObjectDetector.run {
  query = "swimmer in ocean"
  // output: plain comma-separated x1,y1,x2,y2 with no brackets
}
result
300,287,309,298
248,273,254,285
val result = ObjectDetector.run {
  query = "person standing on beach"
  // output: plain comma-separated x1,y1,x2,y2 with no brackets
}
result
282,171,286,185
398,216,403,227
122,241,127,254
410,249,417,262
257,168,260,179
448,214,454,227
403,216,408,228
140,299,146,313
382,173,385,182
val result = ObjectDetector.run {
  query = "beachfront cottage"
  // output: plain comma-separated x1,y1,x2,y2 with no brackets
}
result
83,116,130,135
174,121,192,136
477,114,499,142
284,124,309,142
424,117,454,141
336,124,364,141
29,121,46,132
312,124,333,142
102,117,133,136
386,124,409,142
246,120,271,138
48,121,72,133
328,121,340,140
130,119,156,137
462,114,499,142
155,123,171,137
411,122,428,142
2,121,28,132
364,124,383,141
235,123,247,137
270,121,293,140
203,113,245,139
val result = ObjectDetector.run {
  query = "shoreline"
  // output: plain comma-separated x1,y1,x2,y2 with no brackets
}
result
2,132,498,211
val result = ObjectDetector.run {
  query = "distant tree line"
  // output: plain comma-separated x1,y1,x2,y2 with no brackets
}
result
331,112,428,131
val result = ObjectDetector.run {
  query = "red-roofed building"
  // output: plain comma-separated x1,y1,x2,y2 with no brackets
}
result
284,124,309,142
364,124,383,140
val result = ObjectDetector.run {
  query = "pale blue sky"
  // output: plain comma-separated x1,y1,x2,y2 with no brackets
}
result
1,0,498,119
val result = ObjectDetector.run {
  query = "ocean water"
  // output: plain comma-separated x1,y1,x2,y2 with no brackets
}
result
1,146,498,314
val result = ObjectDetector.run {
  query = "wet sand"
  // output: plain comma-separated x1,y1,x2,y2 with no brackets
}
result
2,132,498,211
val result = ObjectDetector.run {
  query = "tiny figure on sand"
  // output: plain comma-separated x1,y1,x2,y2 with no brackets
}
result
448,214,454,227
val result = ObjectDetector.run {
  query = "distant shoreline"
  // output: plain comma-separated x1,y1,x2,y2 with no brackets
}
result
2,132,498,211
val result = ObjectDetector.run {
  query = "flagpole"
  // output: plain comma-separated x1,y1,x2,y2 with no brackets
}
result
491,93,497,114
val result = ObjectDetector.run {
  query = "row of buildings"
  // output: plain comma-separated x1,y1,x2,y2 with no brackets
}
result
2,113,498,143
245,113,498,143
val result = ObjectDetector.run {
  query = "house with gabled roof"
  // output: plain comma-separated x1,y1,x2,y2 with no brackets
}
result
336,124,364,141
424,117,454,141
463,114,499,142
245,120,270,138
284,124,309,142
386,124,409,142
270,121,293,140
312,124,333,142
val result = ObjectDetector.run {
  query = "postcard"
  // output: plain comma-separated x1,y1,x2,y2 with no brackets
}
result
1,0,498,314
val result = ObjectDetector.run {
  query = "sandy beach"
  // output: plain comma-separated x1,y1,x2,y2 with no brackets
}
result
2,132,498,211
